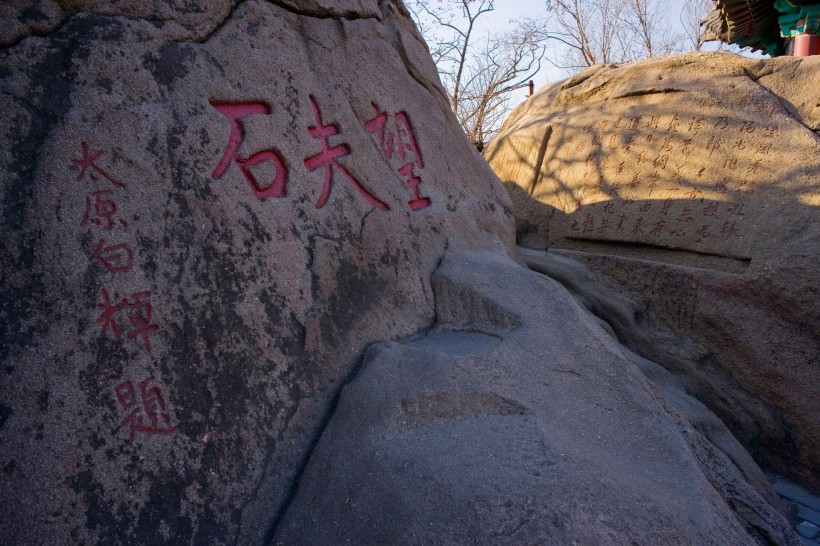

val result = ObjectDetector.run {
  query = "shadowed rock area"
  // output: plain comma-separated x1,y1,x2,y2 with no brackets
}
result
0,4,806,545
274,252,798,545
485,52,820,492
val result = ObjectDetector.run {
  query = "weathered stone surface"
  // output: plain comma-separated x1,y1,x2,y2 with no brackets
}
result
0,0,238,47
0,2,512,543
1,3,807,544
274,252,799,545
485,52,820,489
0,1,389,48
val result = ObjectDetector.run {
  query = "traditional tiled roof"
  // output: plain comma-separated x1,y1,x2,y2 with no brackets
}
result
703,1,820,55
703,0,782,53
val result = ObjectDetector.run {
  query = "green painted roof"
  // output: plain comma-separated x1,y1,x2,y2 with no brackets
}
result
703,1,820,55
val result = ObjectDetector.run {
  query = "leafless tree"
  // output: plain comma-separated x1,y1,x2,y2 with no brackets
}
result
680,0,715,51
544,0,688,73
409,0,495,118
407,0,546,150
544,0,629,69
623,0,679,58
458,28,546,149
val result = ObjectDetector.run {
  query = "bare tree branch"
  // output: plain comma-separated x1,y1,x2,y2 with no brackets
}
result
407,0,547,150
407,0,701,149
680,0,714,51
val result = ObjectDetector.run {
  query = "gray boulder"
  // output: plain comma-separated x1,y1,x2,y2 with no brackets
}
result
0,3,803,545
274,252,798,545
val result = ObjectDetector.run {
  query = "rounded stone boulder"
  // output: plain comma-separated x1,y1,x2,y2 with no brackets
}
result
485,52,820,490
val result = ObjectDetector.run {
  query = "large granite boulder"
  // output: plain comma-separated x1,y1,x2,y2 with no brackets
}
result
274,252,799,545
0,2,512,543
485,52,820,490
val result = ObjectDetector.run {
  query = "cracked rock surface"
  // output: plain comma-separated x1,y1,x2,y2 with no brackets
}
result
485,52,820,491
0,1,511,543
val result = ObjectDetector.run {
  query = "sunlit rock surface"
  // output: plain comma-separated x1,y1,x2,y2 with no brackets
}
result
485,52,820,490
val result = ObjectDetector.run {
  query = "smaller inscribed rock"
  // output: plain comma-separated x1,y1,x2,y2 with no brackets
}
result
485,52,820,491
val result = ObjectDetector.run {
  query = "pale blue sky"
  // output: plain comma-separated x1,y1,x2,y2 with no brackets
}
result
471,0,694,86
411,0,767,107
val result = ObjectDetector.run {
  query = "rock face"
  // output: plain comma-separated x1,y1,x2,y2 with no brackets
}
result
485,52,820,489
274,252,799,545
0,5,803,544
0,2,512,543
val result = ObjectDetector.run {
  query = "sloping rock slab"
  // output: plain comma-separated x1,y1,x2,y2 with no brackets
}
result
484,52,820,489
274,252,799,545
0,2,512,543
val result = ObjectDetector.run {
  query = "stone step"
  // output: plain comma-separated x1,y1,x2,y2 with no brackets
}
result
798,505,820,527
796,521,818,540
775,481,820,512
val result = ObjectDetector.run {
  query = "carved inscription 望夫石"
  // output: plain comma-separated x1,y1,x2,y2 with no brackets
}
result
210,94,432,211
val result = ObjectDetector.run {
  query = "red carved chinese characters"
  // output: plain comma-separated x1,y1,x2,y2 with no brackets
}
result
304,96,388,210
210,101,289,201
97,289,159,352
72,141,170,438
74,144,134,272
73,143,159,346
115,378,175,440
81,190,125,230
73,142,125,188
91,239,133,272
209,94,437,212
365,102,431,210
